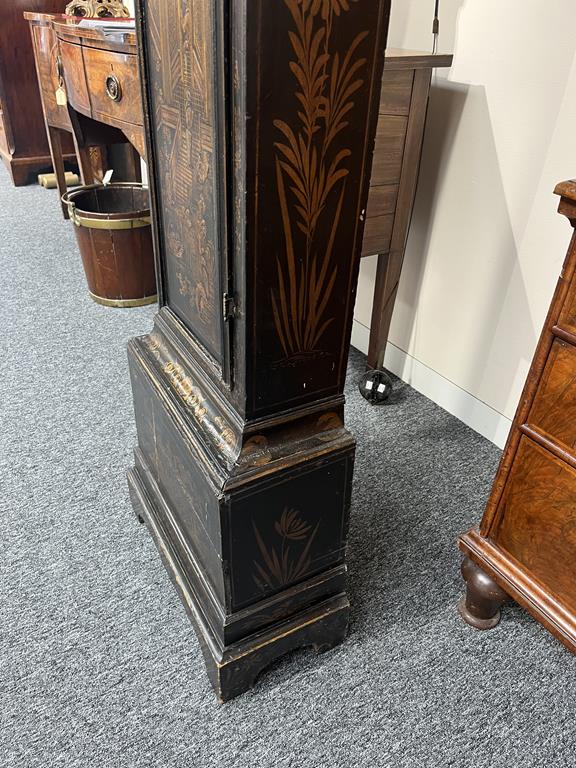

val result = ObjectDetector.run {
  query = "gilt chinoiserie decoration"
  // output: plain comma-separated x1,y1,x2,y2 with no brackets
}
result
459,179,576,655
128,0,391,701
64,0,131,17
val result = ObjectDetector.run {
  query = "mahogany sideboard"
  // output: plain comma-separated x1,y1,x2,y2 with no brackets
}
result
0,1,76,186
25,12,144,215
459,179,576,654
362,48,452,375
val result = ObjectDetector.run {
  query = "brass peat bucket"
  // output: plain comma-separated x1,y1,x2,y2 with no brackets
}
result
62,183,157,308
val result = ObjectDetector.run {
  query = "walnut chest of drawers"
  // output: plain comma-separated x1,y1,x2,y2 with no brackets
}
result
459,179,576,653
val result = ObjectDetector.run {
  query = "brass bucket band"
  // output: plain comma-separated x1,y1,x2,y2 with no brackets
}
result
61,183,151,231
69,213,151,230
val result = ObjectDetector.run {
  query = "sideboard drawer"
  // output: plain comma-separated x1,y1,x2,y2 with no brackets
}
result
83,46,142,126
32,25,71,131
60,40,90,114
528,338,576,456
371,115,407,186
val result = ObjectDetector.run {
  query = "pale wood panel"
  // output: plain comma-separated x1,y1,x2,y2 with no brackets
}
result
370,115,407,186
379,69,413,116
366,183,398,219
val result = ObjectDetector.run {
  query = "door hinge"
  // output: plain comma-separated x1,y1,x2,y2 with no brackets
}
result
222,292,237,322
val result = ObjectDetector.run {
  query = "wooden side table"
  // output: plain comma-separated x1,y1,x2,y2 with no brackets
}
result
360,49,452,396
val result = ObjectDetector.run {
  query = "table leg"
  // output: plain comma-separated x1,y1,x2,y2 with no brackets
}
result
46,125,70,219
367,249,404,370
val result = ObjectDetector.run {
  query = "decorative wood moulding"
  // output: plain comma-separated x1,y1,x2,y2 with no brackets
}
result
64,0,130,17
459,179,576,655
128,0,391,700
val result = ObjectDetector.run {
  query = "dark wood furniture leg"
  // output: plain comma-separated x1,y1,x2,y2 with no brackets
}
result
367,249,403,370
76,144,96,185
458,556,508,630
47,125,70,218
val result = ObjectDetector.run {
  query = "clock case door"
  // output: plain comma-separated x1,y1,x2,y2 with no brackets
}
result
138,0,234,389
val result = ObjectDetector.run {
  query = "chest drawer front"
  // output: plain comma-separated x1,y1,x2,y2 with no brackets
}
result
493,437,576,613
371,115,407,186
528,338,576,456
83,46,142,126
60,40,90,115
379,68,413,116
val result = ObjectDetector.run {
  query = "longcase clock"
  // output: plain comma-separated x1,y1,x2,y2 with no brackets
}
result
128,0,391,701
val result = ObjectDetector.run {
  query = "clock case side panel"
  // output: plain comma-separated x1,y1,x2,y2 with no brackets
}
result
242,0,391,420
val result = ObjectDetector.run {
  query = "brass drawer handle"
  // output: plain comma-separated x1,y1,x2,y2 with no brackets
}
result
105,74,122,102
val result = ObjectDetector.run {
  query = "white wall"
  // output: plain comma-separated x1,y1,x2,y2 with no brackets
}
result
353,0,576,447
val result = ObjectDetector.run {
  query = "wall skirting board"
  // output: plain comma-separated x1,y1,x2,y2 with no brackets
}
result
351,320,512,449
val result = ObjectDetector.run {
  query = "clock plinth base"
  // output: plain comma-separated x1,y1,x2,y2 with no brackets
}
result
128,465,349,702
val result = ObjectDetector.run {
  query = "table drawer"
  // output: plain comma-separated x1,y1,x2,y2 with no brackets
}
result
60,41,90,115
366,183,398,218
83,46,142,126
362,214,393,257
528,338,576,457
379,69,413,116
371,115,407,186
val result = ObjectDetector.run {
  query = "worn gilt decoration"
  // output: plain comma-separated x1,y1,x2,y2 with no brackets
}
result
64,0,130,17
128,0,390,700
144,0,222,360
272,0,368,359
458,179,576,655
253,508,320,591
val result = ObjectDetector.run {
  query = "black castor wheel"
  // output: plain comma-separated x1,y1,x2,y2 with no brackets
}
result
358,369,393,404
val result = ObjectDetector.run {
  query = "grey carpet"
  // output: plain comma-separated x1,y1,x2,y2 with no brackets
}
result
1,165,574,768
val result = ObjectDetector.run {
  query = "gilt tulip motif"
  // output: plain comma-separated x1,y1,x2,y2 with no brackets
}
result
253,508,319,591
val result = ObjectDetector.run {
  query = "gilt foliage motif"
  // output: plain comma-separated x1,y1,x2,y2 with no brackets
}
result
272,0,368,358
252,508,319,591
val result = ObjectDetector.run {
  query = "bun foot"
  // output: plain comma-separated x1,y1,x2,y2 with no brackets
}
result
459,556,508,630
